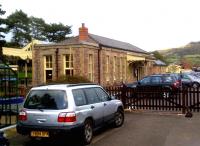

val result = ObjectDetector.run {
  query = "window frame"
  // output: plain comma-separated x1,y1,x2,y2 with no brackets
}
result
44,55,53,82
64,53,74,76
88,54,94,82
120,57,123,80
124,57,127,80
113,56,117,81
106,55,110,81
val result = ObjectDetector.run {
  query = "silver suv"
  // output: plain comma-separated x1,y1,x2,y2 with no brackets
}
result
17,83,124,144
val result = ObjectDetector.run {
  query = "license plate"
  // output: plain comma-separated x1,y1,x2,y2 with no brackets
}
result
31,131,49,137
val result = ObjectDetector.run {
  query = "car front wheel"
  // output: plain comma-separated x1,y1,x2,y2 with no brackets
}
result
114,109,124,127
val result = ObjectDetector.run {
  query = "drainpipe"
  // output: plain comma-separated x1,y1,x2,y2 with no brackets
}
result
55,48,59,80
98,45,102,85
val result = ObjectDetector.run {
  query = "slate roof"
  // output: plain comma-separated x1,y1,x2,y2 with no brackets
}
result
59,36,97,45
89,34,148,54
59,36,79,44
59,33,148,54
154,60,167,66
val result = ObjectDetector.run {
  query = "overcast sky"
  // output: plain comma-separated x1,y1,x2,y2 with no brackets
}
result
1,0,200,52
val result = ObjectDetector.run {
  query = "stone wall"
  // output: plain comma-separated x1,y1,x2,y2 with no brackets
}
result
32,44,152,86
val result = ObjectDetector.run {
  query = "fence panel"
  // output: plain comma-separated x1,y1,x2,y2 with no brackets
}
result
185,87,200,112
104,85,200,113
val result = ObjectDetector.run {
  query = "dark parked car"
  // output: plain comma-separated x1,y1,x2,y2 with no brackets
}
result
127,74,181,90
126,74,182,98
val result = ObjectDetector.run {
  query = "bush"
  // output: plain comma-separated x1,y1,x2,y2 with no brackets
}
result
47,75,92,84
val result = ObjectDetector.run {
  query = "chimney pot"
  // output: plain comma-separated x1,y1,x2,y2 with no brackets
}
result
79,23,88,41
82,23,85,28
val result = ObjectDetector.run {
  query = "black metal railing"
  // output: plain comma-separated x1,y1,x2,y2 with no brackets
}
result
0,60,23,128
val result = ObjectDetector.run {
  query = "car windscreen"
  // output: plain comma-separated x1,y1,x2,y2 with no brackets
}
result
24,90,67,110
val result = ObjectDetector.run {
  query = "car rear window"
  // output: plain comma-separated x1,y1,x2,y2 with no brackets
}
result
24,90,67,110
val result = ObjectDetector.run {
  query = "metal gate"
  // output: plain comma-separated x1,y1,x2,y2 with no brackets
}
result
105,85,200,114
0,59,22,128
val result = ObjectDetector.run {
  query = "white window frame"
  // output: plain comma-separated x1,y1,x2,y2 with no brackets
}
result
106,55,110,81
113,56,116,81
120,57,123,80
124,57,127,80
44,55,53,82
64,54,74,76
88,54,94,82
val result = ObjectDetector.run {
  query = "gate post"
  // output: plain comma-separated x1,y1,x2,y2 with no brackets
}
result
121,84,127,108
182,87,186,114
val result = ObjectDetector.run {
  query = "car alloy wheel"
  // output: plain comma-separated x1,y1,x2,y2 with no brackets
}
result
83,119,93,145
192,83,199,88
114,109,124,127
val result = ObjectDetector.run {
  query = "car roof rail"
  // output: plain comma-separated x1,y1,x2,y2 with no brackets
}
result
67,83,98,87
34,83,98,88
36,83,64,87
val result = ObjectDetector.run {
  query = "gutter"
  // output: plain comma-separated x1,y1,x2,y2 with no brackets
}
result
55,48,59,79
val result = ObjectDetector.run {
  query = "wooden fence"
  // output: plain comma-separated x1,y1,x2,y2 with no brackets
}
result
104,86,200,113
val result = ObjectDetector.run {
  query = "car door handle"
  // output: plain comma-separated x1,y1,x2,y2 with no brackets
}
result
91,105,95,109
104,103,107,106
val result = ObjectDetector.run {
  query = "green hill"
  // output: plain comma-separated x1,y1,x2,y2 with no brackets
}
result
157,42,200,66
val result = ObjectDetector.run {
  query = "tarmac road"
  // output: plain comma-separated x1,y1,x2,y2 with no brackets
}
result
7,111,200,146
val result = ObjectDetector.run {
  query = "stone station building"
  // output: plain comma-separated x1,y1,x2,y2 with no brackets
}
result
32,23,156,86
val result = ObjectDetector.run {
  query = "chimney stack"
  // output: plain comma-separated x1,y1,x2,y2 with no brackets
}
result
79,23,88,41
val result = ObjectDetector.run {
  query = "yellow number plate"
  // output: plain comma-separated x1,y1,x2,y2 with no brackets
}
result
31,131,49,137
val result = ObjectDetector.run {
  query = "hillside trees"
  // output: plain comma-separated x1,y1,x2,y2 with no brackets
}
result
152,51,167,63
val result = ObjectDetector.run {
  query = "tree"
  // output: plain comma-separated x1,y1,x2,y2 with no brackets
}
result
44,23,71,43
7,10,31,47
0,4,7,57
29,16,46,41
0,4,7,40
6,10,72,46
152,51,167,63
